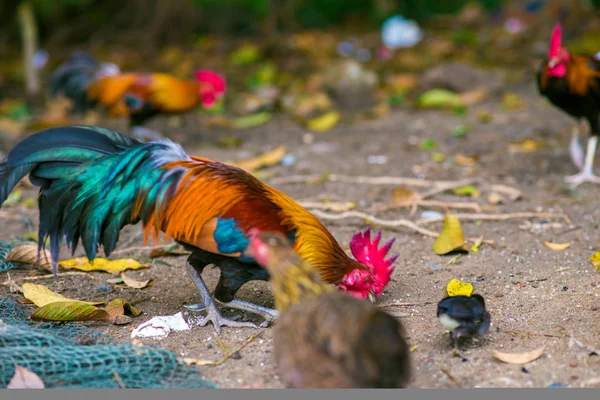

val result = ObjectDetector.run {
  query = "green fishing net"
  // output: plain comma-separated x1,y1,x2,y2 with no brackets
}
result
0,296,217,389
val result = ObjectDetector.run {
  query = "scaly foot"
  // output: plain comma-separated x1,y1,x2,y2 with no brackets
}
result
216,299,279,328
569,127,584,169
565,171,600,186
187,302,258,335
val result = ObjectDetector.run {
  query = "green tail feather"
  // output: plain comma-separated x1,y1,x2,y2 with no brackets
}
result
0,125,190,277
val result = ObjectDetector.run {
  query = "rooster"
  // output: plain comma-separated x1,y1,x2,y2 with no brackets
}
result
0,125,398,334
49,52,226,141
246,230,411,388
537,22,600,186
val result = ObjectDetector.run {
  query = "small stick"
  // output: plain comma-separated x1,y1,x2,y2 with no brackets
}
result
298,201,356,212
310,209,439,237
378,301,436,308
1,271,99,285
109,245,169,255
268,174,479,188
113,372,127,389
440,366,461,385
369,200,483,213
417,212,573,226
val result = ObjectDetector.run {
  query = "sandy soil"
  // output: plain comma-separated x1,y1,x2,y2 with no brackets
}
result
2,81,600,388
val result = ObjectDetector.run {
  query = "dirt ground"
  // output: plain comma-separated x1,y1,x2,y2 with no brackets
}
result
3,80,600,388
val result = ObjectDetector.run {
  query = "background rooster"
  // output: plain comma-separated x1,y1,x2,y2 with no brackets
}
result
537,22,600,186
246,230,411,388
0,125,398,334
49,52,226,141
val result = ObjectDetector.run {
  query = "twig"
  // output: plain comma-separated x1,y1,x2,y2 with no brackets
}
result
420,179,479,199
378,301,436,308
310,210,439,237
268,174,479,188
369,199,483,214
110,245,168,255
440,366,461,385
113,372,127,389
417,212,573,226
184,332,265,367
298,201,356,212
1,271,100,285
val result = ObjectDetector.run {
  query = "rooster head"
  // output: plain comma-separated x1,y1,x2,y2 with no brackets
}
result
194,70,227,108
547,22,569,77
338,228,398,302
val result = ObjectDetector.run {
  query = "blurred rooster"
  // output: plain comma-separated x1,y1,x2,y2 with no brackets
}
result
49,52,226,141
0,125,398,333
247,230,410,388
537,22,600,185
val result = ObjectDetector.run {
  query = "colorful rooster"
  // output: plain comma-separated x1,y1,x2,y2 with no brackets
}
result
0,125,398,333
537,22,600,185
49,52,226,140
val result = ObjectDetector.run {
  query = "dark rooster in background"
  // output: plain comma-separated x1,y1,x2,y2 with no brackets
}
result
537,22,600,186
0,125,398,333
246,230,410,388
49,52,226,141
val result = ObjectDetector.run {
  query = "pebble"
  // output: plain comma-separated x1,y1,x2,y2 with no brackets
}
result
231,351,242,360
494,293,504,298
510,278,520,285
563,286,569,291
591,303,600,311
569,360,578,368
531,283,539,288
475,273,484,278
207,344,213,349
97,284,112,293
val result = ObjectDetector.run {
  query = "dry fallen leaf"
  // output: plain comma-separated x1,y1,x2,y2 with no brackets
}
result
7,365,45,389
5,244,52,271
59,257,148,274
493,345,546,365
543,241,571,251
390,187,422,207
183,357,216,366
22,283,103,307
471,236,484,253
458,88,488,106
231,145,286,173
453,154,477,167
121,272,156,289
487,192,505,205
508,139,543,154
432,214,468,255
446,278,474,297
31,301,112,323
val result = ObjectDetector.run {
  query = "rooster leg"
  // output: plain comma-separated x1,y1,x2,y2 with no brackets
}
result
131,126,164,142
215,299,279,328
569,125,584,169
565,136,600,186
451,330,472,361
184,262,259,334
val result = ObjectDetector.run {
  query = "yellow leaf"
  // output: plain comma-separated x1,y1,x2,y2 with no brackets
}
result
451,185,480,197
471,236,484,253
31,301,111,323
453,154,477,167
493,345,546,365
590,251,600,270
230,145,286,173
307,111,341,132
22,283,102,307
432,214,468,255
58,257,148,274
543,241,571,251
446,278,473,297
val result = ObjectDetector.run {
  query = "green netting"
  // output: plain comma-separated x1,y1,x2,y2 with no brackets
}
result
0,296,217,389
0,240,27,272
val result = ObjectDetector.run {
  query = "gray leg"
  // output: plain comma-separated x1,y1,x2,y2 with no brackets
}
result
216,299,279,328
569,125,584,169
451,330,472,361
184,262,259,334
565,136,600,186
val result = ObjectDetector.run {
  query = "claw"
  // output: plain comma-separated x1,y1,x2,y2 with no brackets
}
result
565,171,600,186
195,305,259,335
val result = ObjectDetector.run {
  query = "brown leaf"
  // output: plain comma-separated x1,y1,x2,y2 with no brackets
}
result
121,273,155,289
458,88,488,106
390,187,422,207
493,345,546,365
5,244,52,271
31,301,112,322
231,145,286,173
7,365,45,389
104,297,142,322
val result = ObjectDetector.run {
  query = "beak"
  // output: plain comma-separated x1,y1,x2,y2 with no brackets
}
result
548,58,557,68
367,292,376,303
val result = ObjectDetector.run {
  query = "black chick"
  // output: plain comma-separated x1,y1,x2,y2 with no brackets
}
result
437,294,491,360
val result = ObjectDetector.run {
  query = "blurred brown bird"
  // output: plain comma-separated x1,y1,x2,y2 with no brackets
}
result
537,22,600,186
247,230,411,389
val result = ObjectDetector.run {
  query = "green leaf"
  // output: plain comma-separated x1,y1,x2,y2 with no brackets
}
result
451,124,472,137
418,89,462,109
452,185,480,197
231,112,273,129
419,138,438,150
31,301,111,322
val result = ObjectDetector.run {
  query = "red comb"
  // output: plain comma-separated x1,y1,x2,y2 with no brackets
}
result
350,228,398,275
549,22,562,58
195,70,227,95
